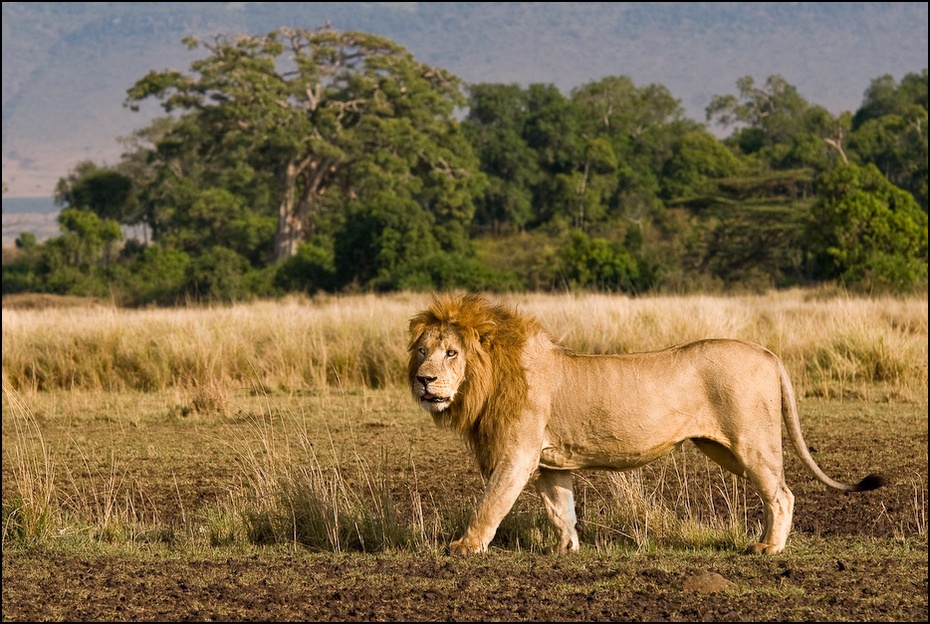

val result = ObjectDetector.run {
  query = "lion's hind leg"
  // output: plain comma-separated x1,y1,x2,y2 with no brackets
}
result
535,468,580,553
691,438,794,554
745,471,794,555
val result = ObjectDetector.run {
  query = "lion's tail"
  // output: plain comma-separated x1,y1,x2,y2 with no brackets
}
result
777,357,885,492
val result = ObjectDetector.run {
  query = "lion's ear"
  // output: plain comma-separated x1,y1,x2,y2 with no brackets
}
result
407,315,429,346
474,320,497,346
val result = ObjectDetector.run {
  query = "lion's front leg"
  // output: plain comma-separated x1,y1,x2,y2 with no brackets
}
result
450,456,539,555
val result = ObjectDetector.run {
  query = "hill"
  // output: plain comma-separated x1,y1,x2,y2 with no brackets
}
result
2,3,927,201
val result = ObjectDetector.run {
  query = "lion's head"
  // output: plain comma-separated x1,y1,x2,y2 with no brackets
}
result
407,293,541,470
407,321,468,414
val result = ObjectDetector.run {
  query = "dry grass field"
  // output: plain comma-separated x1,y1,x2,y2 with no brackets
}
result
2,290,927,621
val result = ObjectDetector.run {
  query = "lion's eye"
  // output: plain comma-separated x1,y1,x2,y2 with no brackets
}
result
446,349,457,358
418,347,427,356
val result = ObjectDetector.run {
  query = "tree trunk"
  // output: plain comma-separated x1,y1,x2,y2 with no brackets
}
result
273,161,302,261
273,156,333,261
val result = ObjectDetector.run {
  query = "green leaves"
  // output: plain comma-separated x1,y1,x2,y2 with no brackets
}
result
7,28,921,302
811,163,928,290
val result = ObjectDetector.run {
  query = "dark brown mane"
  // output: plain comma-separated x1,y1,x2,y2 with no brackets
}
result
407,293,542,474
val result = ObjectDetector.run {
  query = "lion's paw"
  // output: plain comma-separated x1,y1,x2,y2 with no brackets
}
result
747,542,784,555
449,537,486,556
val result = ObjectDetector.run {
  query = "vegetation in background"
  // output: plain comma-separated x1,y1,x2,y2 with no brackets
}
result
1,25,927,302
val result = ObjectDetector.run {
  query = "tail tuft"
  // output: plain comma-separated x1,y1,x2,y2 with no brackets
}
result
855,474,886,491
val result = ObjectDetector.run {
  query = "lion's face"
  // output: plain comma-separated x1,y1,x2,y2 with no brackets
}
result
409,326,467,413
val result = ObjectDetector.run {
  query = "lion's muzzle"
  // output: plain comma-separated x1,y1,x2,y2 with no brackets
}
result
415,375,452,411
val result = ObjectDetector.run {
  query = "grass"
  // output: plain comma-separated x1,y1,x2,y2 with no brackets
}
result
1,290,927,620
0,384,769,554
3,289,927,555
2,355,926,556
2,289,926,400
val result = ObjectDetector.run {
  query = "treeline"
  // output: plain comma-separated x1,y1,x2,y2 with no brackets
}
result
2,26,927,304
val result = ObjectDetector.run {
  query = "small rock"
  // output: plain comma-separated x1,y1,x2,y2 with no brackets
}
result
683,572,735,593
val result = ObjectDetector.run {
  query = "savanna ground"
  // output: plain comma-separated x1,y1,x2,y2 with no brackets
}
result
2,291,927,621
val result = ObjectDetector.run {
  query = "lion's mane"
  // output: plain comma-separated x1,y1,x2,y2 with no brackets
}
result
407,292,543,475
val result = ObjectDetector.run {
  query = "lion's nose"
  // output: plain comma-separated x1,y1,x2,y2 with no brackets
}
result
416,375,436,388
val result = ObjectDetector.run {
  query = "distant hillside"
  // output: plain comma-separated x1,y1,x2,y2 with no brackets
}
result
3,2,927,203
1,197,58,246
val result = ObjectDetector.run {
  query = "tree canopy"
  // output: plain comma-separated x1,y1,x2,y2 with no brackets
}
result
4,26,927,302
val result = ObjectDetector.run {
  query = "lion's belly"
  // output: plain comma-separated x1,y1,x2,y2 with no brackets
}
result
539,439,683,471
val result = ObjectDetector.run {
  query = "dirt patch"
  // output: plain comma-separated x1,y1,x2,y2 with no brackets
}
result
3,546,927,621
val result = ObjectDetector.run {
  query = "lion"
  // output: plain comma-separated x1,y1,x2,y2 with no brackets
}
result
407,292,884,555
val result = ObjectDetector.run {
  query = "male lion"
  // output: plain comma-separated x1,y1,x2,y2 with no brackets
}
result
407,292,884,555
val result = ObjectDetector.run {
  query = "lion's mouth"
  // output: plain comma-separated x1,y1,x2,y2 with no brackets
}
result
421,392,449,404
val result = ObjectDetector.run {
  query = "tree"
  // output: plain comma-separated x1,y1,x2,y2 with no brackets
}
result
126,25,483,261
706,75,841,169
462,83,538,233
848,70,928,211
36,208,125,297
849,110,928,211
660,131,745,200
808,163,928,291
557,229,642,292
55,161,134,222
571,77,697,228
852,69,928,130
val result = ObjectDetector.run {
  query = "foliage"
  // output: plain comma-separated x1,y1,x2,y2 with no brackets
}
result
557,229,643,292
123,244,191,305
809,163,928,291
847,70,929,211
125,25,484,262
273,241,337,294
4,26,926,300
184,246,255,303
55,161,134,223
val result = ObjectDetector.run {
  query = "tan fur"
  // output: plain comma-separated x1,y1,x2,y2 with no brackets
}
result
407,293,884,555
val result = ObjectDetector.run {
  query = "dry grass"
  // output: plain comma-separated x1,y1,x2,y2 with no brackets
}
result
2,289,926,401
2,289,927,554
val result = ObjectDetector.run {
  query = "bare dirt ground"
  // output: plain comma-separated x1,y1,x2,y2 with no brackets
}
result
3,541,927,622
2,394,927,621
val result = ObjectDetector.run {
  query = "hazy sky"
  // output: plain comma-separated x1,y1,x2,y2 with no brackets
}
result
2,2,927,198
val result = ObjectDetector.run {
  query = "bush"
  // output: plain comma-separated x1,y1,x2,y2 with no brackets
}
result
274,241,337,294
185,246,252,302
809,163,928,292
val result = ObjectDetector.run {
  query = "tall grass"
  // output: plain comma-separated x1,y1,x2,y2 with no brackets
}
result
577,451,756,552
1,380,164,546
2,378,765,554
2,289,927,401
2,290,927,553
223,405,448,553
207,394,765,554
2,381,57,544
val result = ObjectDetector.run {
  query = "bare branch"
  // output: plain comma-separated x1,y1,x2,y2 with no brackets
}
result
823,127,849,165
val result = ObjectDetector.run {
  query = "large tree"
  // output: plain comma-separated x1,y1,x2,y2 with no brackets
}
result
848,70,928,211
462,83,539,234
126,25,482,261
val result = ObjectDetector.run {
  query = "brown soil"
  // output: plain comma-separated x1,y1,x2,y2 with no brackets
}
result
2,537,927,622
